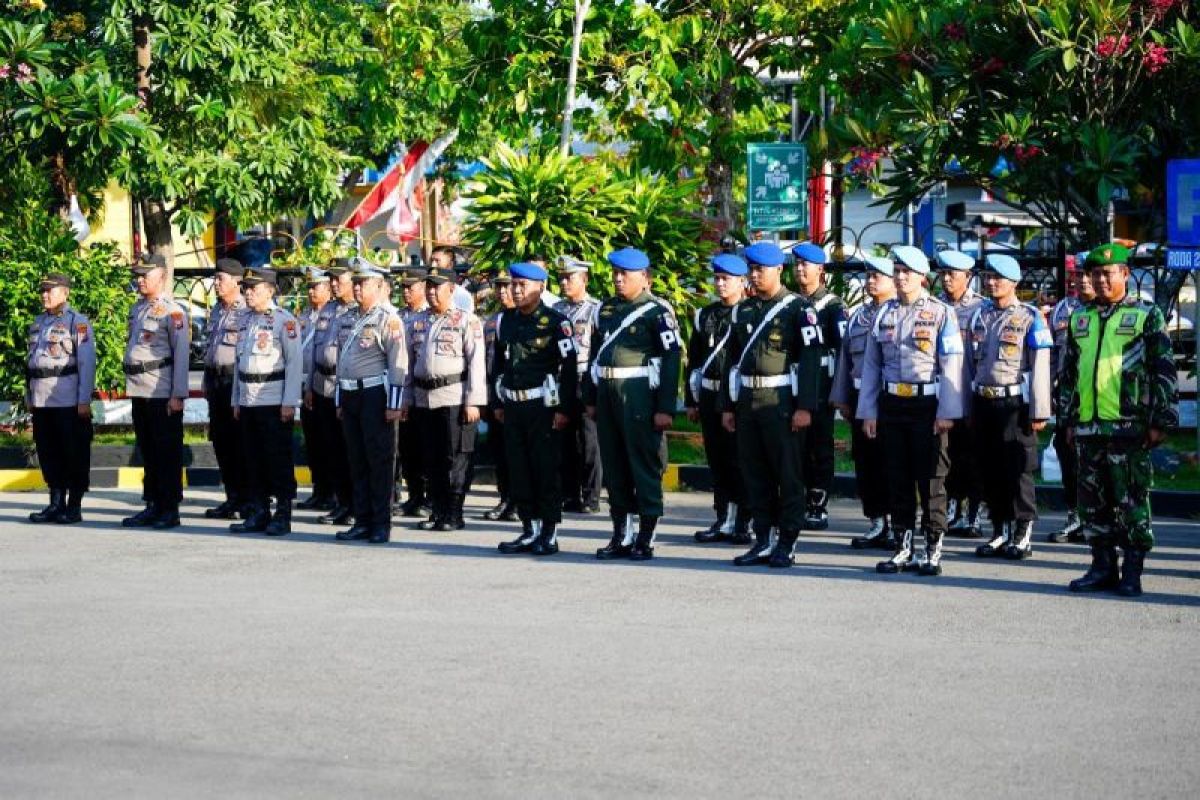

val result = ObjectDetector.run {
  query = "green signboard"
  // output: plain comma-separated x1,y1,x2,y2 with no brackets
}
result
746,143,809,232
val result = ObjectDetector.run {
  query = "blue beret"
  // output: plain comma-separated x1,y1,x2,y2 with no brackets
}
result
864,255,894,276
935,249,975,272
791,242,827,265
889,245,930,275
711,253,748,276
984,253,1022,281
743,242,786,267
509,261,548,281
608,248,650,271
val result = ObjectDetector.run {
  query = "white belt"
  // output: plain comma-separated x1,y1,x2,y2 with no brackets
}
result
498,385,546,402
700,378,721,392
885,381,938,398
339,375,387,391
974,383,1022,399
740,374,791,389
595,366,651,380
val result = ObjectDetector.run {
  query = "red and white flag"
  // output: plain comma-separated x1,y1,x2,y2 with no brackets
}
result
343,131,458,243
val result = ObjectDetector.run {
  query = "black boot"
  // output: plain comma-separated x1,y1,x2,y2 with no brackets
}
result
961,500,983,538
730,505,752,545
1004,520,1034,560
482,498,511,520
1069,543,1120,592
452,494,467,530
629,517,658,561
398,496,426,517
919,529,945,576
695,501,728,543
768,529,799,568
30,489,67,524
152,505,181,530
975,521,1011,557
499,519,539,554
204,498,241,519
877,528,914,574
733,523,774,567
418,512,452,532
1048,511,1086,544
264,499,292,536
121,502,158,528
851,516,891,549
231,504,270,534
804,490,829,531
1116,548,1146,597
54,490,84,524
336,522,372,541
296,493,327,511
596,514,634,560
531,520,560,556
368,524,391,544
318,505,353,525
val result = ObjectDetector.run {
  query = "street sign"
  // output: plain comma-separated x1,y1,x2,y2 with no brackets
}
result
1166,158,1200,246
747,143,808,232
1165,247,1200,270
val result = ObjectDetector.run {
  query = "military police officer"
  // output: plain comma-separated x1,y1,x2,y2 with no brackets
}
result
229,267,303,536
720,242,823,569
202,258,251,519
406,264,487,532
829,255,896,549
25,272,96,525
858,246,966,576
121,254,191,530
585,248,682,561
685,253,751,544
482,269,519,522
297,267,335,513
392,264,431,517
554,256,604,514
492,262,578,556
965,254,1053,560
791,241,846,530
1059,243,1177,597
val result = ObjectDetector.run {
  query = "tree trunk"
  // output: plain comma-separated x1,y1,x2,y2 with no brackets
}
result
559,0,590,157
133,13,175,281
705,78,737,233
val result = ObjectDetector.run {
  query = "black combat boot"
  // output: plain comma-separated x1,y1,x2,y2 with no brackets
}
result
296,492,328,511
877,528,914,574
733,523,774,566
531,520,560,556
231,504,270,533
1068,543,1120,592
336,522,372,541
398,496,426,517
1116,548,1146,597
368,524,391,544
121,502,158,528
1004,520,1034,560
596,513,634,560
730,505,752,545
694,501,728,543
851,516,891,549
499,519,539,554
264,499,292,536
804,490,829,531
54,489,84,524
1048,511,1085,544
205,497,241,519
451,494,468,529
975,520,1011,557
919,529,945,576
962,500,984,538
151,504,181,529
482,498,511,520
768,529,800,568
30,489,66,524
629,517,658,561
319,504,353,525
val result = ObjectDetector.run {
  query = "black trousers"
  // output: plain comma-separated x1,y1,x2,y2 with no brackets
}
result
300,399,330,500
973,397,1038,524
418,406,477,518
207,382,247,503
240,405,296,506
31,406,92,493
846,392,888,519
735,390,807,532
341,386,395,529
393,416,426,503
131,397,183,510
698,392,745,514
945,419,982,507
311,392,352,507
503,401,563,523
803,404,836,496
561,395,602,506
489,416,510,501
1053,416,1079,509
880,395,949,534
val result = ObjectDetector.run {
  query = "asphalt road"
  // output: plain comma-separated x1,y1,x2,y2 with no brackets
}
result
1,488,1197,798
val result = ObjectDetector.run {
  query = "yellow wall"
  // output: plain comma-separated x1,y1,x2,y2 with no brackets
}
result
82,182,215,268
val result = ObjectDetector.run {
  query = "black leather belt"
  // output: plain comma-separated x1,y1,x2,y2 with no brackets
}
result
415,372,465,390
237,370,285,383
315,363,337,376
123,357,173,375
204,365,234,383
27,364,78,379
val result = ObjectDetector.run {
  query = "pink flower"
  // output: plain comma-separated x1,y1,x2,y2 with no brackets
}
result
1143,43,1171,74
1097,34,1131,58
15,63,33,83
0,64,10,80
1144,0,1179,23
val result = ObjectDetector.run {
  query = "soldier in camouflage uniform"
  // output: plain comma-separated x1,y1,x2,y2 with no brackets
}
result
1058,243,1177,597
554,256,603,514
482,270,519,522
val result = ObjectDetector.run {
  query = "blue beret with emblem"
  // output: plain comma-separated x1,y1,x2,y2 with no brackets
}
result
935,249,975,272
864,255,894,276
711,253,748,276
889,245,931,275
608,248,650,271
984,253,1022,281
743,242,786,267
791,242,827,265
509,261,548,281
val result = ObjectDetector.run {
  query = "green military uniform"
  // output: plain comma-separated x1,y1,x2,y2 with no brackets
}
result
1058,243,1177,596
583,248,681,560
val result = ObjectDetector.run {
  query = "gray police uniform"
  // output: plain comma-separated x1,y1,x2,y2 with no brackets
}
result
203,296,250,509
404,307,487,528
233,304,304,512
857,291,965,573
306,299,355,511
297,301,334,505
123,295,191,514
554,294,603,511
942,287,986,528
27,305,96,503
393,301,430,512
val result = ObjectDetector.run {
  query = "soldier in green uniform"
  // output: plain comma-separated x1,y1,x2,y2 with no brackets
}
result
1058,243,1177,597
584,248,682,561
491,262,578,556
721,242,824,569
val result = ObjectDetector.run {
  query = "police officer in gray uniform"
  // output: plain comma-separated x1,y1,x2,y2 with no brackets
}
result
405,264,488,531
26,272,96,525
297,266,336,512
392,264,431,517
334,262,409,544
482,269,518,522
305,258,356,525
829,255,895,549
554,255,603,513
229,267,303,535
966,254,1053,560
202,258,251,519
858,246,966,576
121,254,191,530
